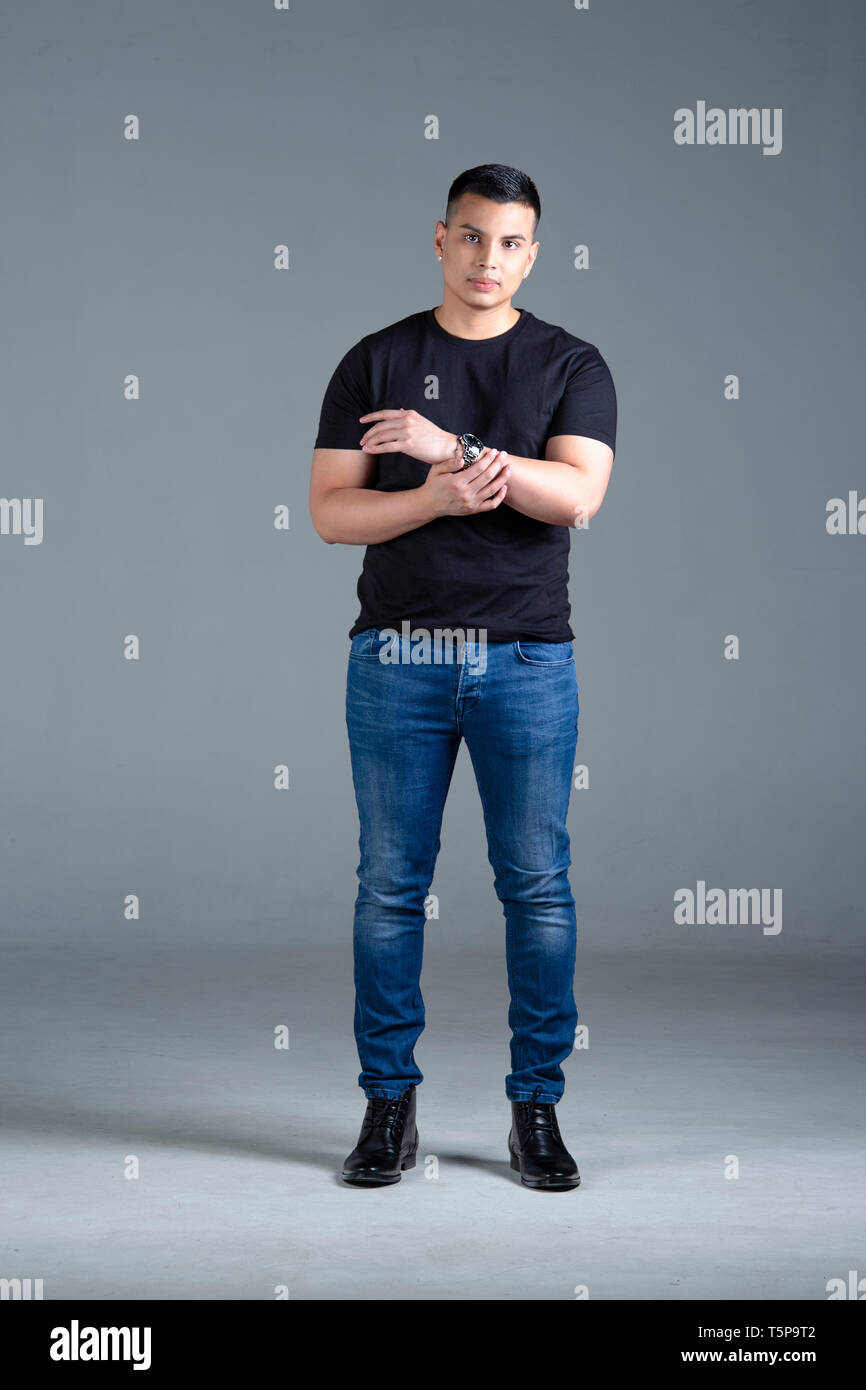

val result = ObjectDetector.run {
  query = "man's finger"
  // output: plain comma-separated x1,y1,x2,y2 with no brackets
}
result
460,446,503,481
466,449,506,488
360,423,406,447
469,459,509,496
358,409,406,423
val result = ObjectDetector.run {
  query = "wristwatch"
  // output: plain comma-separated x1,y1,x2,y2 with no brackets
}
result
456,432,484,469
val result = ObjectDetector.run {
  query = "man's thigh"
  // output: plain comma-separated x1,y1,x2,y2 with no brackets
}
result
461,640,579,869
345,631,462,870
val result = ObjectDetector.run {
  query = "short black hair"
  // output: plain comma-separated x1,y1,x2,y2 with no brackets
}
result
444,164,540,238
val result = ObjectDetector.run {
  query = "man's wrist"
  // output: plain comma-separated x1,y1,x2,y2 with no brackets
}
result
442,433,460,464
413,481,442,525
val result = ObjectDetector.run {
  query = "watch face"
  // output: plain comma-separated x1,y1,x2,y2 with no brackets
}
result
461,433,483,467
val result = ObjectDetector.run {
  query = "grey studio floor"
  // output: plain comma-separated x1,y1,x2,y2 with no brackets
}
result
1,925,861,1302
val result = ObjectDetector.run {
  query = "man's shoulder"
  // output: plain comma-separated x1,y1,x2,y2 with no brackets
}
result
350,310,429,354
324,312,426,382
522,308,602,361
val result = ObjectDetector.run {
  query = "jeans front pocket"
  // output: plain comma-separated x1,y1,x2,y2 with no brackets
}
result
513,640,575,666
348,628,397,661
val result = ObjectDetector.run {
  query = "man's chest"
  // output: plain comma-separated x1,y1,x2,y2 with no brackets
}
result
371,345,563,460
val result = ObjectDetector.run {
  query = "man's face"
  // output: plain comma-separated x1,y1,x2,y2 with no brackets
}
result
434,193,537,308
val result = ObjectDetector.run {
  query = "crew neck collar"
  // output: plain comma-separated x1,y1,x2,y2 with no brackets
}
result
425,306,529,346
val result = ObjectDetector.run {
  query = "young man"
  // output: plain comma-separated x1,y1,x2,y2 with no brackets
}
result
309,164,616,1191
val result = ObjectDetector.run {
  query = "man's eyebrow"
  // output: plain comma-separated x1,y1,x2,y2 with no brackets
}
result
458,222,528,242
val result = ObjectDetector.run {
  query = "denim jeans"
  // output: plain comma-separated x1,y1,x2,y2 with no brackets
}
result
345,628,580,1104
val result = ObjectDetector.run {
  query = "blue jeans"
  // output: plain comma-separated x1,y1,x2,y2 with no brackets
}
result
345,628,580,1104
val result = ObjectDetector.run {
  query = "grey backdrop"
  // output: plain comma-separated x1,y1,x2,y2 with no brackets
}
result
1,0,863,1302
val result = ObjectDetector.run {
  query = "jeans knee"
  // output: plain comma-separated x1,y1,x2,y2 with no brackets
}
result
492,862,574,907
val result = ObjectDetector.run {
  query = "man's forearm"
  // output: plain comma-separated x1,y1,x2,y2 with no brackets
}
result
439,431,598,527
315,485,436,545
499,455,598,527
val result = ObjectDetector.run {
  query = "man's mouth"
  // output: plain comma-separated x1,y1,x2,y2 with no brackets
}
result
469,278,499,289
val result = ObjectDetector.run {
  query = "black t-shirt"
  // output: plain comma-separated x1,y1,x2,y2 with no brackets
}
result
313,306,617,642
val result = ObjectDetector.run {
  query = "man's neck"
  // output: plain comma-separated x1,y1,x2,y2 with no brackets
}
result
432,298,521,340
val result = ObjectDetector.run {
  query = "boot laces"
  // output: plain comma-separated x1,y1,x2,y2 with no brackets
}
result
369,1093,407,1130
519,1085,558,1135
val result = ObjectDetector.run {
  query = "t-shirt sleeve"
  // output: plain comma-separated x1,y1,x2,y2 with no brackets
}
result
546,345,617,455
313,339,372,450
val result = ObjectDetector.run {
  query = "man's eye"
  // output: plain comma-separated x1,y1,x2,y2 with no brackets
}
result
464,234,519,248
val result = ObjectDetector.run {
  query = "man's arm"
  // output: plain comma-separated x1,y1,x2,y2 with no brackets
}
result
482,434,614,528
436,430,613,527
309,444,512,544
309,448,435,545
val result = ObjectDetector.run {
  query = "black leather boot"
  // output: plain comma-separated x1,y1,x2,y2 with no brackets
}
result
341,1084,419,1186
508,1086,580,1190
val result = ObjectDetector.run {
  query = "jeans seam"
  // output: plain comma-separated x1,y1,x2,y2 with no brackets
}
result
505,919,525,1083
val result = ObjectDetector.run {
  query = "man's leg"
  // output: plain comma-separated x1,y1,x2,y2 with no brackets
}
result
345,630,461,1099
460,639,580,1104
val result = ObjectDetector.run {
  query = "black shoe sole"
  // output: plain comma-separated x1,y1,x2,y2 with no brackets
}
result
341,1139,418,1186
509,1146,580,1190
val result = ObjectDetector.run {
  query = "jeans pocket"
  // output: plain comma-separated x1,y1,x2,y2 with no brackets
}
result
349,628,395,661
349,630,374,660
513,640,575,666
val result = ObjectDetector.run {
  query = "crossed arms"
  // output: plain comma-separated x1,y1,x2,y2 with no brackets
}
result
309,408,614,545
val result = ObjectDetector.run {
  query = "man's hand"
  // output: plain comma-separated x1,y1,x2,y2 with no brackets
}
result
358,409,459,466
420,446,511,518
